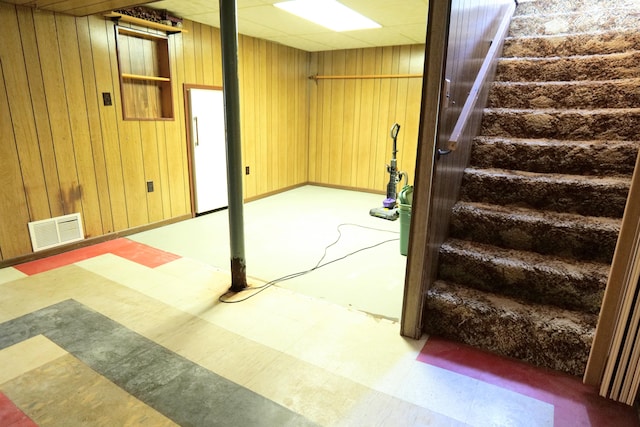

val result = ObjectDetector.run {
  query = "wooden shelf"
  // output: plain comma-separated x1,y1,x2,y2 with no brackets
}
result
122,73,170,82
104,12,187,34
114,25,175,120
116,26,167,41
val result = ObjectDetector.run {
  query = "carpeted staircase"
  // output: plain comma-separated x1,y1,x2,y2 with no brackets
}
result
424,0,640,376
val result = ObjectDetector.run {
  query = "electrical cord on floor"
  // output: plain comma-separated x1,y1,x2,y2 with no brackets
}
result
218,223,400,304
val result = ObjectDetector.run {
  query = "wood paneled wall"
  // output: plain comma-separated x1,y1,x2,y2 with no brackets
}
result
402,0,513,336
0,3,309,261
308,45,425,192
238,35,310,199
421,0,514,265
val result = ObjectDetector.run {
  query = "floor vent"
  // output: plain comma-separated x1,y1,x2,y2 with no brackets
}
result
28,213,84,252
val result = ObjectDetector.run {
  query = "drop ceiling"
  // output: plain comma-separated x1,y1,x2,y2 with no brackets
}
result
147,0,429,52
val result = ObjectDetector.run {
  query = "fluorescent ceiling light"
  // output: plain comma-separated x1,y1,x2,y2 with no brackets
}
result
274,0,381,32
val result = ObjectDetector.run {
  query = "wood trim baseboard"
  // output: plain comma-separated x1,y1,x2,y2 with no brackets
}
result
305,182,385,196
2,183,386,268
0,214,192,269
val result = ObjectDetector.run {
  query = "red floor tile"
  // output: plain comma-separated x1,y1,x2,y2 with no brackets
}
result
109,239,181,268
14,238,180,275
0,392,37,427
418,337,639,427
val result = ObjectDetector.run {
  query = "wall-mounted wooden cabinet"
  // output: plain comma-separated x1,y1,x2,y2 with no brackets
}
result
115,26,174,120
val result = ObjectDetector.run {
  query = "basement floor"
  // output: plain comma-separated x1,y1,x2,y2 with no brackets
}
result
129,185,407,322
0,186,637,426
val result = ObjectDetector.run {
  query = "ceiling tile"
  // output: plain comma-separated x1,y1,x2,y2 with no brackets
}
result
240,5,328,35
301,32,374,50
151,0,215,16
392,23,428,44
184,11,220,28
344,28,416,48
268,36,333,52
146,0,428,52
237,18,289,38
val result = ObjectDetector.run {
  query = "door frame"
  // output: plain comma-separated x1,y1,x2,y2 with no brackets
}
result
183,83,224,216
400,0,451,339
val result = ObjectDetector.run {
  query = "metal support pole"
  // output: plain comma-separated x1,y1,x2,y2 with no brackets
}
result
219,0,248,292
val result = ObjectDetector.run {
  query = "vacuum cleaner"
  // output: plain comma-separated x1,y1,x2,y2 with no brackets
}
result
369,123,407,221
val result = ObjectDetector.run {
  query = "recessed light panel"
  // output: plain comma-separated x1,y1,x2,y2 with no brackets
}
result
274,0,381,32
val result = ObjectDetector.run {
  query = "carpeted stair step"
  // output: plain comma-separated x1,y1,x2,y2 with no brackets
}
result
438,238,608,314
459,168,630,218
503,31,640,58
424,280,596,376
509,9,640,38
480,108,640,141
496,51,640,82
470,137,639,175
488,79,640,109
449,201,620,262
514,0,640,17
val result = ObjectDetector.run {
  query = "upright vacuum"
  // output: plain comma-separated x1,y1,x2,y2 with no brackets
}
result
369,123,407,221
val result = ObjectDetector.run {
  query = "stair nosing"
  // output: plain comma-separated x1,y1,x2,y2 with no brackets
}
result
464,167,632,185
473,135,640,146
442,237,611,274
505,28,640,42
499,50,640,61
491,77,640,87
483,107,640,115
453,200,622,226
511,7,640,21
431,279,598,327
498,49,640,62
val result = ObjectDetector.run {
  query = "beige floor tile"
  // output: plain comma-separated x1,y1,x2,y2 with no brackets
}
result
244,351,373,426
2,354,177,427
199,301,314,353
77,254,177,295
78,254,232,320
336,389,471,427
194,334,284,387
283,307,426,388
0,267,83,322
466,380,554,426
0,335,67,384
0,267,27,285
391,362,481,424
130,185,407,321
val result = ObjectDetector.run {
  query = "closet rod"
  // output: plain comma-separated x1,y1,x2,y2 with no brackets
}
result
309,74,422,80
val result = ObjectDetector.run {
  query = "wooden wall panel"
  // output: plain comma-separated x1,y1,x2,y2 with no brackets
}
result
236,39,309,199
88,17,128,232
308,45,424,193
0,63,32,259
56,13,104,238
1,3,51,222
167,29,189,217
33,12,83,217
0,3,310,261
76,17,114,234
400,0,514,336
15,7,65,220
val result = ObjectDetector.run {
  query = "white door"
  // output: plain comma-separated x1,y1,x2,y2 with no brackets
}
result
188,88,228,214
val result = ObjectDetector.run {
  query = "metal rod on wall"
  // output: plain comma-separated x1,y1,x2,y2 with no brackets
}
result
309,74,422,80
219,0,248,292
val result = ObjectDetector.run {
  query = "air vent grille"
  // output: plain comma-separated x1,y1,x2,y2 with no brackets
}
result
28,213,84,252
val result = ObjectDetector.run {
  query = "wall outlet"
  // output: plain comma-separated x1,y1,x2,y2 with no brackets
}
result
245,166,250,175
146,181,154,192
102,92,112,106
